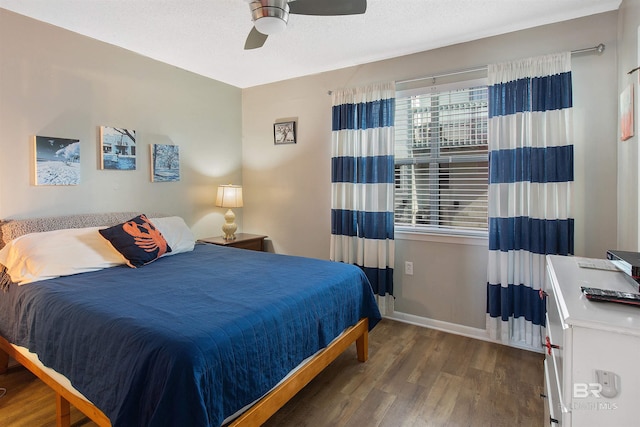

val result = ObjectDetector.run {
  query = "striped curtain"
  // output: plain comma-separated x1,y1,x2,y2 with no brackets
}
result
330,82,395,314
486,53,574,349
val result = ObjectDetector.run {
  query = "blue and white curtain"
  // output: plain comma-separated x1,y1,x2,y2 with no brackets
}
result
486,53,574,349
330,82,395,315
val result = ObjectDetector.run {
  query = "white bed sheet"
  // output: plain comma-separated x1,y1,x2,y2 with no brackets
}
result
12,343,92,403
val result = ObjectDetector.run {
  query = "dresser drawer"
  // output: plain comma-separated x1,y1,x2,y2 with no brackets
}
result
546,301,564,388
228,239,263,251
544,359,563,426
545,348,567,425
546,283,564,352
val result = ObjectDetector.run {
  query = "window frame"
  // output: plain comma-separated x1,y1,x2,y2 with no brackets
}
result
394,77,489,239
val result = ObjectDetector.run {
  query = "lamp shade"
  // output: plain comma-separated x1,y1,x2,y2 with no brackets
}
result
216,185,243,208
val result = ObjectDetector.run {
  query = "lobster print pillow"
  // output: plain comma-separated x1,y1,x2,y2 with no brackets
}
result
99,214,172,268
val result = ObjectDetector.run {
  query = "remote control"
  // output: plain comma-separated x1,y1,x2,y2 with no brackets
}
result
581,286,640,306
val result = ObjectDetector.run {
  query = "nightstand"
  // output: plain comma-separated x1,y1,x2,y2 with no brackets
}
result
197,233,267,252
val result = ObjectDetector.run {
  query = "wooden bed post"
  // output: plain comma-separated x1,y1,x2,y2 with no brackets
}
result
0,348,9,374
356,320,369,362
56,394,71,427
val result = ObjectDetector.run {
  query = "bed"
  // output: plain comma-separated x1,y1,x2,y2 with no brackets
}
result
0,212,381,427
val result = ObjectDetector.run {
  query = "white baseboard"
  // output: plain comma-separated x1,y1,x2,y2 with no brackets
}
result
384,311,544,354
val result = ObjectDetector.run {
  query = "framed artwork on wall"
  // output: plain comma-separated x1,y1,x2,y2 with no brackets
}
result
99,126,136,170
274,121,296,145
150,144,180,182
33,135,80,186
620,84,634,141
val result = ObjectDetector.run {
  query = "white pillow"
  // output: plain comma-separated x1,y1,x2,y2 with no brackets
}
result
150,216,195,256
0,226,125,285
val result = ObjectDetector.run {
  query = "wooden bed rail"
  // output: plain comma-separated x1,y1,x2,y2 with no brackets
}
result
229,317,369,426
0,335,111,427
0,318,370,427
0,336,110,426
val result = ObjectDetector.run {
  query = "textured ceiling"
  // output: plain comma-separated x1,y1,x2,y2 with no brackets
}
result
0,0,622,88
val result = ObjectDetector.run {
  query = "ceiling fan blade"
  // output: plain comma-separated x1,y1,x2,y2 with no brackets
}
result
244,26,269,50
289,0,366,16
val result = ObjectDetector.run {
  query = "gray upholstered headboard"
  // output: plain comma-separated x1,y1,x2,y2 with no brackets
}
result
0,212,166,249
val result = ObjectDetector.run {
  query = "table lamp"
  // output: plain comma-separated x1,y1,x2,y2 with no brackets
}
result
216,184,243,240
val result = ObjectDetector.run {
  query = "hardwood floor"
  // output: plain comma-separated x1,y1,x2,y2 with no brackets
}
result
264,319,544,427
0,319,544,426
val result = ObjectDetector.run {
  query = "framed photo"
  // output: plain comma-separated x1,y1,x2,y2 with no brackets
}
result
150,144,180,182
99,126,136,170
620,84,634,141
33,135,80,186
274,121,296,145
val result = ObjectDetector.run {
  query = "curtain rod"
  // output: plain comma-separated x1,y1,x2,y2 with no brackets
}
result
327,43,605,95
396,43,605,85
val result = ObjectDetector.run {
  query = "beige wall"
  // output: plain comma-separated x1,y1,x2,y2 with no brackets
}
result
242,12,619,330
617,0,640,250
0,10,243,238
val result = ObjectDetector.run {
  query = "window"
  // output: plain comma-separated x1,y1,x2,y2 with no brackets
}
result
394,79,489,236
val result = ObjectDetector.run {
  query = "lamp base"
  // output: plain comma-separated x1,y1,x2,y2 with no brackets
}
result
222,208,237,240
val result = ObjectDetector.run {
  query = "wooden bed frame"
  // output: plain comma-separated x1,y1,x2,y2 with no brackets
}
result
0,317,369,427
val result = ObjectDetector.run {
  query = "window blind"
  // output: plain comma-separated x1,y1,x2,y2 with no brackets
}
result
394,83,489,234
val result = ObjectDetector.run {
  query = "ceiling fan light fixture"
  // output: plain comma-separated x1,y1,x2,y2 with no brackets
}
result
244,0,367,50
254,15,288,35
249,0,290,35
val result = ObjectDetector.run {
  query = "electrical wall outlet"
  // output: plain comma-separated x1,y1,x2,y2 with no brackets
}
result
405,261,414,275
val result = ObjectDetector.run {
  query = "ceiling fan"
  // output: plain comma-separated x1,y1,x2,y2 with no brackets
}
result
244,0,367,50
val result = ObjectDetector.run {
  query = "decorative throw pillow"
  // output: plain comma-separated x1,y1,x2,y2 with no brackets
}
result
99,214,172,268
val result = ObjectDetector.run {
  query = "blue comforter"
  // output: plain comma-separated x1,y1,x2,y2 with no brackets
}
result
0,244,381,426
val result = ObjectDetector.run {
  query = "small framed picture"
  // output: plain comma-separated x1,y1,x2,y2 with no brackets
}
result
274,121,296,145
99,126,136,170
620,84,634,141
150,144,180,182
33,135,80,186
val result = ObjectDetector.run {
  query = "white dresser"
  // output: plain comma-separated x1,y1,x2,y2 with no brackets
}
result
543,255,640,427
